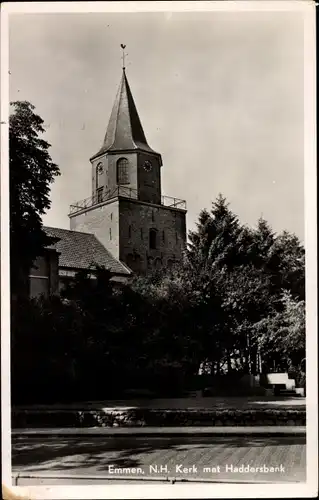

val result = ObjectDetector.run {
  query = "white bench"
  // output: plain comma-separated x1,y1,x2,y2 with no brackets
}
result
264,373,296,391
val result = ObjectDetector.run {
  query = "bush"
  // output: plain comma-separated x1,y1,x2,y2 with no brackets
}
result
11,407,306,428
296,372,306,390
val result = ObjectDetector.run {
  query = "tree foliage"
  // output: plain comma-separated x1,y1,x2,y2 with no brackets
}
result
11,193,305,403
253,291,305,372
10,101,60,295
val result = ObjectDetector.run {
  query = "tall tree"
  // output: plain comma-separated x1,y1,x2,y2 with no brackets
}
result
248,220,305,304
272,230,305,301
9,101,60,296
253,291,305,373
187,194,243,269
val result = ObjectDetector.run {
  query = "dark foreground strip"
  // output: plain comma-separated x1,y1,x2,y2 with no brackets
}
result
11,408,306,428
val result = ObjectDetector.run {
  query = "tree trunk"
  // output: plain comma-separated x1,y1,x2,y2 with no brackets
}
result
216,359,220,375
227,350,232,373
246,333,252,374
257,349,262,374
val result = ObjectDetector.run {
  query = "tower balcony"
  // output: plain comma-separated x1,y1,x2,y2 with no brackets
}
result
69,186,187,216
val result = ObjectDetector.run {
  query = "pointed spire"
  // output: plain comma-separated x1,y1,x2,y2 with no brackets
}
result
91,68,160,161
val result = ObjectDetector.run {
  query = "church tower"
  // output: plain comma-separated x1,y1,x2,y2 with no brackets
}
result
69,57,187,274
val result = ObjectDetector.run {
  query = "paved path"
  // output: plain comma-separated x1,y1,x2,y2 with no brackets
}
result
12,426,306,437
12,434,306,484
14,396,305,411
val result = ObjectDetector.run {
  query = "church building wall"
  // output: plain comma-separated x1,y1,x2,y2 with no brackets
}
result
91,152,139,197
69,199,121,260
29,250,59,299
118,198,186,273
108,152,138,192
91,155,108,195
137,152,161,205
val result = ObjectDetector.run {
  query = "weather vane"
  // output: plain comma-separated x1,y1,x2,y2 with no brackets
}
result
121,44,127,70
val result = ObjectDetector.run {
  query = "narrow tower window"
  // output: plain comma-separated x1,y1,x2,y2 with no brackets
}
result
97,187,103,203
162,230,165,243
96,162,103,190
117,158,129,185
149,228,157,250
128,225,132,239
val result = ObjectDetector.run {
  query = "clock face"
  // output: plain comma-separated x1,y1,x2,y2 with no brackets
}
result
143,160,152,172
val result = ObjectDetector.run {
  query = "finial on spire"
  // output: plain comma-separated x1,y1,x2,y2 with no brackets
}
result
120,44,127,70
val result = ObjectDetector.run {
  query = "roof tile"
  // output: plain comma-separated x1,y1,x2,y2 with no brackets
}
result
44,226,131,275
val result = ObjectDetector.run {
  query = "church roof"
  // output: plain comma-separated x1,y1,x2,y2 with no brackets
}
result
91,69,161,160
44,226,131,276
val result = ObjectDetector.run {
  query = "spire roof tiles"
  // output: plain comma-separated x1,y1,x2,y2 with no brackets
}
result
91,69,160,161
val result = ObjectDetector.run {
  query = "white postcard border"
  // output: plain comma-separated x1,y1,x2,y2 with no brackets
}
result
1,2,317,499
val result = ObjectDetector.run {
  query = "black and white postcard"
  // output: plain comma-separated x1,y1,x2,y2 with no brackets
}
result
1,1,317,499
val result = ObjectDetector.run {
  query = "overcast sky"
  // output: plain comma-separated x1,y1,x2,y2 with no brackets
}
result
9,9,305,240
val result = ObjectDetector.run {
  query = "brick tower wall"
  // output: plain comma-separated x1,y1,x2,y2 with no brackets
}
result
118,198,186,273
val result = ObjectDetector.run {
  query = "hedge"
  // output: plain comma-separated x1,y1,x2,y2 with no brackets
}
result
12,407,306,428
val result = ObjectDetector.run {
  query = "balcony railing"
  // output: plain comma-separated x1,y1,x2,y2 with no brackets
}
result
161,194,187,210
69,186,186,216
